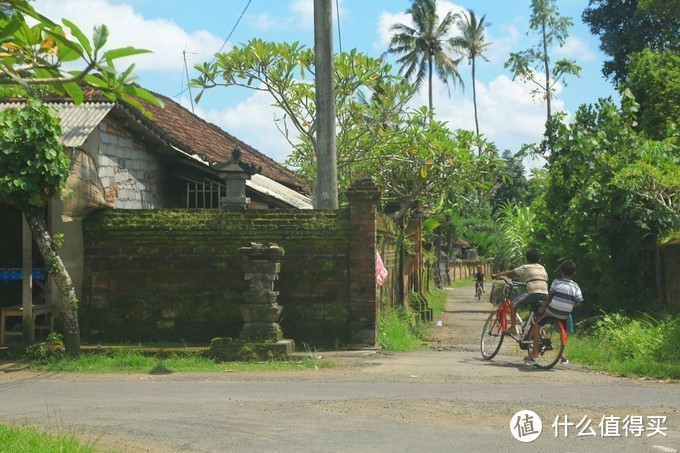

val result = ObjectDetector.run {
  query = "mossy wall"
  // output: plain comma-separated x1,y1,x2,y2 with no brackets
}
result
82,209,351,346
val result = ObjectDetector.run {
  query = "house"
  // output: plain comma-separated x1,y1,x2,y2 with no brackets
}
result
0,89,311,336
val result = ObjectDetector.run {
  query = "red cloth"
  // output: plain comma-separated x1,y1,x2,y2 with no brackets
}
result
376,251,388,286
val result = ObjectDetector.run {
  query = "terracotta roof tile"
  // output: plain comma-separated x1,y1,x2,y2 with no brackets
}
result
119,90,305,192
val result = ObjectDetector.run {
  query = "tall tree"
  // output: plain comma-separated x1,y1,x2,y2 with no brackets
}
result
583,0,680,86
624,49,680,141
505,0,581,125
384,0,463,112
1,0,161,356
193,40,500,219
449,9,491,139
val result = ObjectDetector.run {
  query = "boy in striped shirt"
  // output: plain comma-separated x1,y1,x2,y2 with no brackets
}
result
525,260,583,365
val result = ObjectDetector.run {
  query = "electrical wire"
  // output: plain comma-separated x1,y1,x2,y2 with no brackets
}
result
217,0,253,54
172,0,253,100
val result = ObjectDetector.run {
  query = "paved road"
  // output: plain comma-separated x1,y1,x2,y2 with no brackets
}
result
0,285,678,452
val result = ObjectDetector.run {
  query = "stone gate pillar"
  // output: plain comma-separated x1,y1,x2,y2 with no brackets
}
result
346,178,381,348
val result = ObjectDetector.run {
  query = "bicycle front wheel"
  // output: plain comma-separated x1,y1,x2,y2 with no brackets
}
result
527,320,565,369
480,311,504,360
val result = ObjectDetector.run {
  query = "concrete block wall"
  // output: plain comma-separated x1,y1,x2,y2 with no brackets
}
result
97,118,165,209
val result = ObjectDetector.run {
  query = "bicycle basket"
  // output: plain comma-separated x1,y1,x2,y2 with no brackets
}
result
489,282,506,305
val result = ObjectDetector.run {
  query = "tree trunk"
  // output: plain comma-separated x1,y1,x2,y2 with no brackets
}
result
541,20,551,123
428,54,434,113
471,56,481,156
23,206,81,357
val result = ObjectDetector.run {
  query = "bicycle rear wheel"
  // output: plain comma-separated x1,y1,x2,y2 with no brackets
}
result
527,319,565,369
480,311,504,360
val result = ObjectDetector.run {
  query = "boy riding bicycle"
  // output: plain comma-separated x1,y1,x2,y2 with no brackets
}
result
491,248,549,334
525,260,583,366
474,266,485,295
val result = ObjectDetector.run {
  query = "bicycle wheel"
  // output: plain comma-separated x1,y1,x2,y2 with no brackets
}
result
476,285,482,301
480,311,504,360
527,319,565,369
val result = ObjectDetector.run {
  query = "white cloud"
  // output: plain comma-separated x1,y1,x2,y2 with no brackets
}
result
555,36,596,62
34,0,224,71
290,0,315,28
193,90,294,164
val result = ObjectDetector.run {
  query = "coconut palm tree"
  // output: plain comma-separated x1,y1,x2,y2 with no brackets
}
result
384,0,463,112
449,9,491,139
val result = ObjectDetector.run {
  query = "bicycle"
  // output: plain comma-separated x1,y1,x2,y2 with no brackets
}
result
480,276,566,369
475,282,484,301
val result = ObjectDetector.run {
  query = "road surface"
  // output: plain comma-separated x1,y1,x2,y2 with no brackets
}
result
0,285,677,452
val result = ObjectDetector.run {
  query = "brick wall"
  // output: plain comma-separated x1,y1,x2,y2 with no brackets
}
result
81,197,389,347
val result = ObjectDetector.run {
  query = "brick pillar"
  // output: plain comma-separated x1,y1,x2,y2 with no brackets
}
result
346,178,381,348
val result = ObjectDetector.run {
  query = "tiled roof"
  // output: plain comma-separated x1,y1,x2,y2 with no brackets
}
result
0,101,114,147
119,91,305,192
1,89,306,192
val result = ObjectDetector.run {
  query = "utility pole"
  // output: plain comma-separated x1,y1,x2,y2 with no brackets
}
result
313,0,338,209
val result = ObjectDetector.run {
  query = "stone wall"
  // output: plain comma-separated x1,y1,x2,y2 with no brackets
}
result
81,181,388,348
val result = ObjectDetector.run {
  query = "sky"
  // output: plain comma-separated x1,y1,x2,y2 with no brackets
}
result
33,0,619,166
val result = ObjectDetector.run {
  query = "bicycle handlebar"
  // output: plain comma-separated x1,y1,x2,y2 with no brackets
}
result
492,275,526,288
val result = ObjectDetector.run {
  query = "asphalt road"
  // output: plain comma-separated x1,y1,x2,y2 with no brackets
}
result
0,285,678,452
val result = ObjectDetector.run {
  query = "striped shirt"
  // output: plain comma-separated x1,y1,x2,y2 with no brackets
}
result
544,278,584,319
514,264,548,295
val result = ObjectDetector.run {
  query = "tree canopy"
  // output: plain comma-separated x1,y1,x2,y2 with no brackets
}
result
583,0,680,86
193,39,498,220
383,0,463,111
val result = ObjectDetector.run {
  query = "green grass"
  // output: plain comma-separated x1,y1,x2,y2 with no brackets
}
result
426,288,447,317
378,307,427,351
0,423,102,452
448,277,474,288
567,312,680,380
24,350,329,373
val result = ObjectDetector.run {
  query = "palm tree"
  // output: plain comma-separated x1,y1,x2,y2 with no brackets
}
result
384,0,463,112
449,9,491,139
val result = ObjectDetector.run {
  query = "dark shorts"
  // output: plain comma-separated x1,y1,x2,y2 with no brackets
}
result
512,292,547,311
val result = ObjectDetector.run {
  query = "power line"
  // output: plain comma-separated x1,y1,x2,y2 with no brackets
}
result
172,0,253,101
217,0,253,54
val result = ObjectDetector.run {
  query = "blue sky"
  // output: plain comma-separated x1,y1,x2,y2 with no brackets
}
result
35,0,619,164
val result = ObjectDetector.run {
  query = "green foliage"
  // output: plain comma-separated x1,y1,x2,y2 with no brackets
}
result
449,9,491,137
505,0,580,121
383,0,463,110
534,94,679,309
378,306,426,351
624,49,680,140
0,424,99,453
193,39,492,220
569,312,680,379
583,0,680,86
0,98,67,209
0,0,162,114
493,203,540,270
24,332,64,364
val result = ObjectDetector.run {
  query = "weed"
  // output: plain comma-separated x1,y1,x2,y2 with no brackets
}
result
378,306,426,351
567,311,680,380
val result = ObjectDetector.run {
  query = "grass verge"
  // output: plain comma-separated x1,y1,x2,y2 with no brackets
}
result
0,423,101,453
378,306,428,351
22,349,330,373
566,312,680,380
